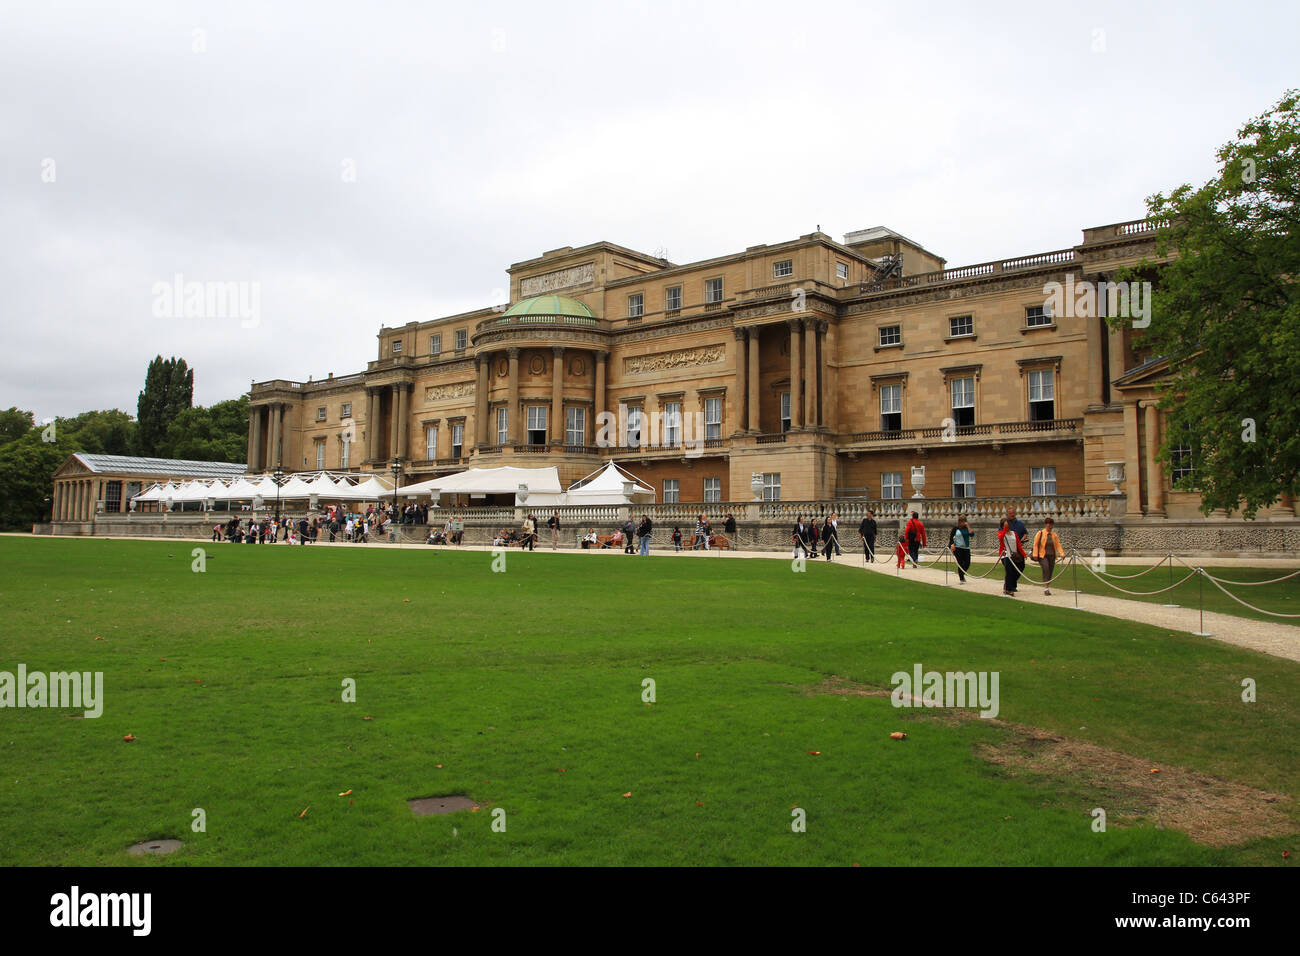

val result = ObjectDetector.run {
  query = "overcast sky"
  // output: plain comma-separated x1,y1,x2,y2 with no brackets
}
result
3,0,1296,419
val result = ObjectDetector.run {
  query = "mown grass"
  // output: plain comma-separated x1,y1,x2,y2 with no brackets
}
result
0,536,1296,866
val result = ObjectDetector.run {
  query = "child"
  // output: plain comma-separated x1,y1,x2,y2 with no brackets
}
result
672,526,682,551
895,536,908,569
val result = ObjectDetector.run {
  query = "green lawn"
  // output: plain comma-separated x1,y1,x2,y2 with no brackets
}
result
0,537,1296,866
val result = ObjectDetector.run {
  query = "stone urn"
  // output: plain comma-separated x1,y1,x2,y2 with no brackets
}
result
517,484,530,505
910,465,926,498
751,473,764,500
1105,461,1125,495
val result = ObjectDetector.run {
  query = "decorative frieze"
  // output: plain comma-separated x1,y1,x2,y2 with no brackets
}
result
624,344,725,375
520,263,594,297
424,381,476,402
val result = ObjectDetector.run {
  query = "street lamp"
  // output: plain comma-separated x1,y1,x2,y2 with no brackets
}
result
273,465,284,525
390,457,403,541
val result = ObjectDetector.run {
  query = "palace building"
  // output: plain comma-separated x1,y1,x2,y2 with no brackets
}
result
241,217,1231,520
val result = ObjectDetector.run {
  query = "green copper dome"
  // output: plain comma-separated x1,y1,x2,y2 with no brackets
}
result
502,295,595,318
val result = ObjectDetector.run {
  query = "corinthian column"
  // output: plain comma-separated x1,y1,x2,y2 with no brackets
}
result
788,320,802,429
507,348,520,445
551,347,564,446
803,318,817,428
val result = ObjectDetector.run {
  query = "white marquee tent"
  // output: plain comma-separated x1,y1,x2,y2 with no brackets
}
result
400,466,561,505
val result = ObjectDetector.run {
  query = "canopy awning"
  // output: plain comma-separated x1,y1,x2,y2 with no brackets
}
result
401,466,562,503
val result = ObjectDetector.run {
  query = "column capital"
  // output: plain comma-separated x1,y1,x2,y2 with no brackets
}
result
507,347,521,360
594,349,609,362
552,345,565,357
733,326,748,341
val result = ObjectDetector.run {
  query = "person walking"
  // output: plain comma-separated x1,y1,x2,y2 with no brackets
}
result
858,510,877,562
672,525,683,551
693,513,709,551
637,514,653,556
822,512,842,561
904,511,926,568
997,517,1026,596
548,511,561,550
522,514,536,551
1031,516,1065,596
948,514,972,583
622,516,636,554
791,516,813,559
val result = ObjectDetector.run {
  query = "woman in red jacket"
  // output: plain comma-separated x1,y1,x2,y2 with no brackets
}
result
997,517,1026,596
904,512,926,568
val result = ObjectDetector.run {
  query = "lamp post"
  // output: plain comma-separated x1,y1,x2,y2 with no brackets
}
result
390,457,403,539
273,465,284,524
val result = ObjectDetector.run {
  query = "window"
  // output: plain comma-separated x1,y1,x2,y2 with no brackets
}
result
762,473,781,501
1026,304,1052,327
451,424,463,458
879,325,901,347
1028,369,1055,421
704,397,722,440
780,392,791,432
880,384,902,432
773,259,793,278
1171,426,1196,487
496,407,508,446
341,402,352,418
663,401,681,445
1031,466,1057,496
881,472,903,499
705,277,723,304
425,425,437,460
949,314,973,337
663,479,679,504
104,481,122,514
952,469,976,498
527,406,547,445
704,477,721,503
836,261,849,281
316,406,327,422
455,329,467,350
951,377,975,427
340,437,350,469
565,406,586,446
315,440,325,470
391,340,402,354
665,286,682,311
628,293,644,318
626,406,642,447
430,333,441,356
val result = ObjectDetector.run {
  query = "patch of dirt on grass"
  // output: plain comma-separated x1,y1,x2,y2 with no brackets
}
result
807,676,1294,847
978,727,1294,847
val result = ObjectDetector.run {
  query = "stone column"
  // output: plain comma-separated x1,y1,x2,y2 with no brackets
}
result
507,348,521,445
1143,401,1165,516
733,328,747,436
803,319,817,428
747,328,760,432
816,321,828,429
595,350,608,429
247,409,256,471
1123,400,1142,515
396,384,410,460
250,407,263,471
788,320,802,429
1108,320,1127,393
72,481,80,521
551,347,564,446
475,355,489,447
366,389,378,462
389,385,401,461
1086,315,1106,407
269,404,282,469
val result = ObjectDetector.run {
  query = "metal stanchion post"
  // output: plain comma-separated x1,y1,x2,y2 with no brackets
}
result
1192,567,1212,636
1071,555,1081,609
1162,552,1180,607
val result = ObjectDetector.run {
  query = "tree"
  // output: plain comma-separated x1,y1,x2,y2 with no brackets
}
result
1119,90,1300,518
0,421,73,529
134,356,193,457
0,407,35,446
157,396,250,463
60,409,136,455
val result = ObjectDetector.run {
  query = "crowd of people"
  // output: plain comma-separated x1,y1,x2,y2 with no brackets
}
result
837,505,1068,597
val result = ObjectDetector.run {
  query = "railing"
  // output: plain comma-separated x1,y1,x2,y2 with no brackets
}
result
754,432,787,444
1117,218,1170,236
759,495,1115,522
475,314,605,331
563,445,600,455
842,418,1081,445
250,379,304,391
866,248,1077,294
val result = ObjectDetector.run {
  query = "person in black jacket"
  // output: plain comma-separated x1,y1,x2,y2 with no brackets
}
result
622,517,636,553
791,517,814,558
547,511,561,550
858,510,877,562
636,515,653,556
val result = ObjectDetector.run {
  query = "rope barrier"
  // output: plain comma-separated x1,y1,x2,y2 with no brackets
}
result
1172,554,1300,587
1196,569,1300,618
1079,560,1197,596
1086,554,1173,580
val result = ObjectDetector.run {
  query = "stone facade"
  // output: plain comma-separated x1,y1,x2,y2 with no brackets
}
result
242,218,1293,529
